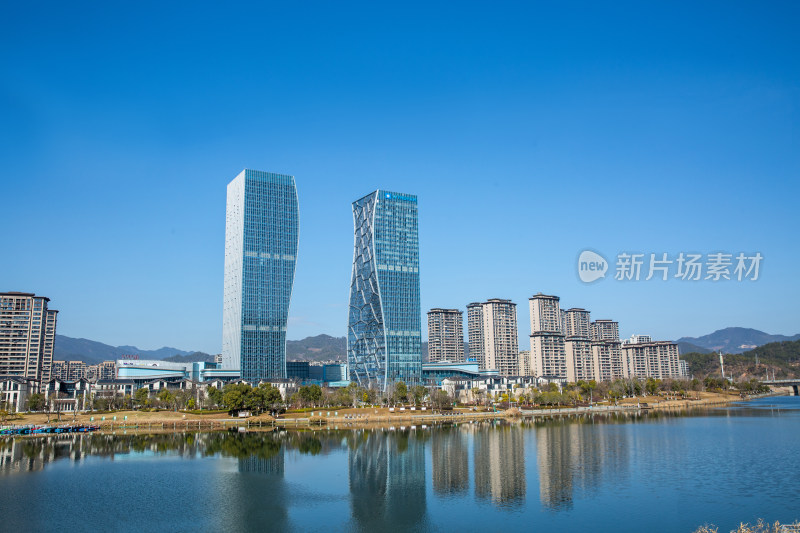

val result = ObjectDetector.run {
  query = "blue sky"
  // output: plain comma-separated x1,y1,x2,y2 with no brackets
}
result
2,1,798,353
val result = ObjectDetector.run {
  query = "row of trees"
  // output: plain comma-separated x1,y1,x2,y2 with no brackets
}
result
16,375,773,415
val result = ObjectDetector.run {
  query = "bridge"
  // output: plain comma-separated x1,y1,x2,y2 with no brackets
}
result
763,379,800,396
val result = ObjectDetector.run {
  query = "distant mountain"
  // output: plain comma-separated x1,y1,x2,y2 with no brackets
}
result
677,342,711,355
162,352,215,364
286,334,346,362
677,328,800,354
54,335,199,365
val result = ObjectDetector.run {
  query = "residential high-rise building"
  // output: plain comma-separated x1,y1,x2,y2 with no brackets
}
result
427,308,464,363
222,169,299,382
348,190,421,390
66,360,86,381
621,338,681,379
592,341,626,381
0,292,58,381
678,359,690,378
591,320,620,342
562,308,593,382
529,294,567,378
518,350,532,376
565,340,594,382
466,299,518,375
589,319,623,381
51,360,67,381
563,308,591,338
466,303,484,364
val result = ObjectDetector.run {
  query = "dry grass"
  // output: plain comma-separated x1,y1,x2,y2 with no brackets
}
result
695,519,800,533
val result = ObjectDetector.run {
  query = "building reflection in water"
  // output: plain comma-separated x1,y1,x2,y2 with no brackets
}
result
535,415,630,511
473,421,526,509
232,438,288,532
431,425,469,494
349,428,427,530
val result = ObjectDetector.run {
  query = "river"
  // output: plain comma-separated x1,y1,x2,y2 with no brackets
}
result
1,396,798,532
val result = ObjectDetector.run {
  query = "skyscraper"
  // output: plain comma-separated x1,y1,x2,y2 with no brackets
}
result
427,308,464,363
348,190,421,390
0,292,58,381
222,169,298,382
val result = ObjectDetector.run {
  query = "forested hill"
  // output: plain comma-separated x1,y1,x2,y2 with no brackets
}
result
681,340,800,380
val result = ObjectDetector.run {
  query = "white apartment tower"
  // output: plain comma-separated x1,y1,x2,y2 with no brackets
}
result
0,292,58,381
467,299,519,375
427,308,464,363
529,294,567,378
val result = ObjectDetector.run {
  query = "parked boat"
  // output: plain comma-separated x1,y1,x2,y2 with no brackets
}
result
1,425,100,436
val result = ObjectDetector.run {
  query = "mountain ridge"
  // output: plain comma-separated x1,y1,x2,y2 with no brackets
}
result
676,327,800,354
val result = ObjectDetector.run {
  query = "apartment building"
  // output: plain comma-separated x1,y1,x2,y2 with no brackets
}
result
467,299,519,375
427,308,464,363
0,292,58,381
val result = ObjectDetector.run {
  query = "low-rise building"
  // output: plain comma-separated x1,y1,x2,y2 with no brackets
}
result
0,377,39,412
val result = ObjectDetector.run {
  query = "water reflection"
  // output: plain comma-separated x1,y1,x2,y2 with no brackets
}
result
431,425,469,494
1,397,798,532
349,428,427,530
533,416,630,511
473,422,526,508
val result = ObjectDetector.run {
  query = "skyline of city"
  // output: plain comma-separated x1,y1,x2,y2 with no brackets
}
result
4,3,798,354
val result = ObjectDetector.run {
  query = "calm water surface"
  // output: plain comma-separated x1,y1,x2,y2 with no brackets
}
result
2,397,799,532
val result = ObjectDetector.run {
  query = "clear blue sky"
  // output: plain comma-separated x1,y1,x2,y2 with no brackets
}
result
2,1,798,353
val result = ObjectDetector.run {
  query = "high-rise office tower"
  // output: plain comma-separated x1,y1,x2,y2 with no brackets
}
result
427,308,464,363
466,299,519,375
0,292,58,381
529,294,567,378
222,169,298,382
348,190,421,390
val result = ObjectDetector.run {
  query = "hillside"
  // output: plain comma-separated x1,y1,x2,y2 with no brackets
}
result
677,342,711,355
162,352,215,363
677,327,800,354
682,340,800,380
286,334,346,362
54,335,200,364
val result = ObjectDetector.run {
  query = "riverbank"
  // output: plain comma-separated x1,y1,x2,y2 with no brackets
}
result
2,390,771,434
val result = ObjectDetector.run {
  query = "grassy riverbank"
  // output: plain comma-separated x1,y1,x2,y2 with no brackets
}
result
4,390,774,432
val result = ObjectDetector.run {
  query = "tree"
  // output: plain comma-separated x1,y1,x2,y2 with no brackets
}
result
395,381,408,403
157,389,175,409
134,387,150,408
431,390,452,410
207,386,224,408
258,383,283,416
412,385,426,405
27,393,44,412
222,383,248,411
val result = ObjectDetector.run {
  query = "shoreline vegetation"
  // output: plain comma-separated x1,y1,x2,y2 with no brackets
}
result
2,390,790,435
695,519,800,533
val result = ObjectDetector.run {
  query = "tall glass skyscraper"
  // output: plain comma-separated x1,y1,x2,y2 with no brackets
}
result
348,190,421,391
222,169,298,382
